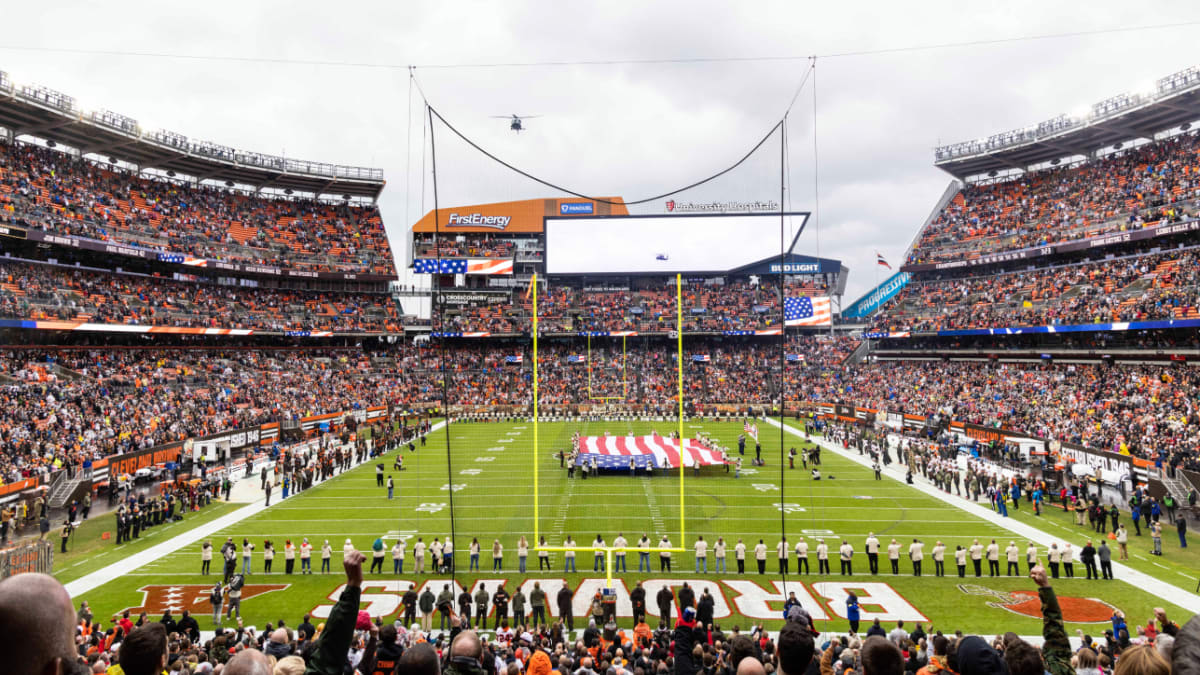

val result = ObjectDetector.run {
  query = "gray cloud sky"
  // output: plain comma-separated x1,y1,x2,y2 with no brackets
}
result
3,1,1199,302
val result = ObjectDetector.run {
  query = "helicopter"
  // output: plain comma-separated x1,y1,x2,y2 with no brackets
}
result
490,114,541,133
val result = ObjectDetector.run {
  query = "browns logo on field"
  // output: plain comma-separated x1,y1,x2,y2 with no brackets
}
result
119,584,289,616
958,584,1116,623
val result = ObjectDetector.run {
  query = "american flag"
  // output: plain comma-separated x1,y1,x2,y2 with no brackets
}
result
743,422,758,439
785,354,804,362
575,435,724,469
692,354,710,362
566,354,587,364
412,258,513,275
784,296,832,326
505,355,524,364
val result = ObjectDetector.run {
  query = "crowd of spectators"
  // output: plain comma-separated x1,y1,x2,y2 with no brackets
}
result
874,249,1200,332
909,131,1200,266
413,234,521,259
0,140,393,275
437,279,831,335
0,260,403,332
0,338,857,487
8,552,1197,675
812,360,1200,469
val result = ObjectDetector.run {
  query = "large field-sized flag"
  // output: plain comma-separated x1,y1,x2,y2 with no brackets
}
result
784,296,832,326
575,435,724,469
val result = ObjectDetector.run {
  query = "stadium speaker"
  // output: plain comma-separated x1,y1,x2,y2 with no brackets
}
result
342,194,351,200
167,170,176,177
988,170,998,177
1050,158,1060,165
1183,122,1192,131
109,157,117,164
225,181,235,187
285,188,294,195
1114,142,1123,150
47,140,56,148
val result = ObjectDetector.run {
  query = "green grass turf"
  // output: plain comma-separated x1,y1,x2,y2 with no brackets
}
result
51,501,242,584
66,420,1191,634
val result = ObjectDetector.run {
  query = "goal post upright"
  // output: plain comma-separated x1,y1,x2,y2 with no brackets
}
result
677,273,685,548
532,272,539,547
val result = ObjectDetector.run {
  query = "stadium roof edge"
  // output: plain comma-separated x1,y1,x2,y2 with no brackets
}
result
0,69,384,200
933,65,1200,181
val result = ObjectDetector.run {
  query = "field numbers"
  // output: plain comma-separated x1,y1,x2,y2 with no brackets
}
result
498,439,513,444
440,483,467,491
460,469,482,476
740,468,759,475
773,503,808,513
416,503,446,513
752,483,778,492
475,456,496,462
487,447,505,452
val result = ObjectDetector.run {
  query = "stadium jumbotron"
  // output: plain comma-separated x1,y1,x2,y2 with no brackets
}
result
1,13,1200,675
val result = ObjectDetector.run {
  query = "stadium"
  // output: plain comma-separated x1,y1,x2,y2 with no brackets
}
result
2,10,1200,675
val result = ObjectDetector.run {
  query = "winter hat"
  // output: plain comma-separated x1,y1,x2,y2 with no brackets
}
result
956,636,1009,675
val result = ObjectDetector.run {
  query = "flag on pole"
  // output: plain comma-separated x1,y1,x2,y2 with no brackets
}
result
743,422,758,440
505,355,524,364
876,252,892,269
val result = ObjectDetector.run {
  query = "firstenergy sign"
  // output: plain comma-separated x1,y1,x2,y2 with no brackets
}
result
447,213,512,230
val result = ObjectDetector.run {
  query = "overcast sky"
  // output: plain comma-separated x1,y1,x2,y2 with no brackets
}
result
3,1,1200,302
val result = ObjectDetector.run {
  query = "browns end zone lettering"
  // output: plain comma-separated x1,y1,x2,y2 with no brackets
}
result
309,578,927,624
447,213,511,230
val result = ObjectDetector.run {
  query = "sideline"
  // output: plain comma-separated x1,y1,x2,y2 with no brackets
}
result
763,417,1200,615
64,421,448,598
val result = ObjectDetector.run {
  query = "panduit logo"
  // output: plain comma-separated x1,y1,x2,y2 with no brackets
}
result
446,213,511,229
559,202,594,215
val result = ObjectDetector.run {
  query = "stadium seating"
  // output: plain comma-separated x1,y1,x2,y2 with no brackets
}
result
872,249,1200,332
0,141,393,275
907,131,1200,266
0,260,402,332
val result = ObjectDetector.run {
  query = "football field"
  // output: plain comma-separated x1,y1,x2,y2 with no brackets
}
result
61,419,1193,635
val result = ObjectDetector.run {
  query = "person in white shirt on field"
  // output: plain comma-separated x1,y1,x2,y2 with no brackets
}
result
969,539,984,577
430,538,443,571
713,537,727,574
908,539,924,576
564,536,577,573
865,533,880,574
392,540,405,575
299,538,312,574
838,540,854,576
538,535,551,571
986,539,1001,577
442,538,454,572
694,536,708,573
593,535,606,572
492,539,503,571
1025,541,1039,572
1047,542,1061,578
955,545,967,577
795,537,809,575
613,533,628,573
753,539,767,575
321,539,332,574
517,535,529,573
659,536,673,572
1005,541,1020,576
931,540,946,577
887,539,901,575
735,538,747,574
1062,542,1075,578
776,537,789,574
816,539,830,575
413,537,426,574
638,534,652,572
